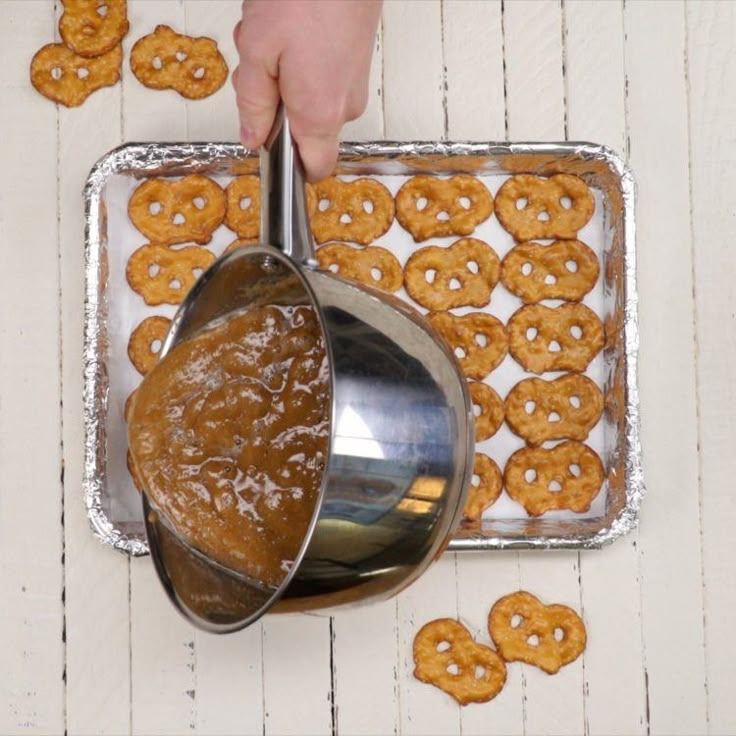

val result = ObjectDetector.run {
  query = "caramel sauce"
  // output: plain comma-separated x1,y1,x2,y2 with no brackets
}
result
128,305,329,588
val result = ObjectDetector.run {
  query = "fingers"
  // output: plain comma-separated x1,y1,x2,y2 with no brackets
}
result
233,60,280,150
293,132,340,182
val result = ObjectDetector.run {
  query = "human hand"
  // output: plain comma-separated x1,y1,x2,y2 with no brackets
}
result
233,0,382,181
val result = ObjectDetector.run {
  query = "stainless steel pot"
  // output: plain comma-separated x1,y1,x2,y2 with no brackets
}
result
140,109,475,633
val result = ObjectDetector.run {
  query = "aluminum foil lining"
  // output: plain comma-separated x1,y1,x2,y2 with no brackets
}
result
83,140,643,556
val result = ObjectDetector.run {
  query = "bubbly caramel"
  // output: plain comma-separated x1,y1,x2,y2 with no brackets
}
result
128,305,329,588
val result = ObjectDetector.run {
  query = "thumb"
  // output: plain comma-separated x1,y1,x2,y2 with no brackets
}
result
293,132,340,183
234,61,280,150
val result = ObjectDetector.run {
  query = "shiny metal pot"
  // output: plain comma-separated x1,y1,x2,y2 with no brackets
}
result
141,109,474,633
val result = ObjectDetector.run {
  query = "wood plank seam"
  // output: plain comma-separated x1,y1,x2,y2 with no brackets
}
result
501,0,510,139
128,560,133,735
52,1,69,732
560,0,569,141
440,0,449,140
624,3,709,731
621,6,652,733
261,624,267,736
379,16,387,140
394,598,402,735
515,555,528,735
329,617,337,736
122,56,134,735
682,2,711,729
559,4,588,733
505,0,526,722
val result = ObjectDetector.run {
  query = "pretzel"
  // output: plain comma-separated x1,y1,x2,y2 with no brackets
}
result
413,618,507,705
428,312,508,380
317,243,402,293
500,239,599,303
130,25,228,99
468,381,504,442
225,175,260,239
404,238,500,310
505,374,603,445
488,592,586,674
223,238,259,255
395,175,494,242
126,244,215,306
507,303,604,374
504,441,604,516
307,178,394,245
495,174,594,241
128,175,226,245
127,316,172,375
59,0,129,58
30,43,122,107
463,453,503,521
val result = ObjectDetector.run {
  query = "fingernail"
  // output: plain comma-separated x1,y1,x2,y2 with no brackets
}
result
240,125,256,149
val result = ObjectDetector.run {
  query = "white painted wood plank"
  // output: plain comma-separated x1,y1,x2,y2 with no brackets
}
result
624,2,708,734
194,626,265,736
130,560,197,736
441,2,523,733
685,3,736,734
342,23,384,142
454,555,525,736
382,5,461,734
183,0,240,142
330,602,400,736
178,4,335,730
564,0,626,154
326,15,396,736
503,0,566,140
262,614,333,736
382,0,445,139
123,0,189,141
442,0,506,140
124,5,268,732
57,30,132,736
503,2,585,733
396,559,462,736
179,6,268,729
122,5,201,735
565,3,647,735
0,2,65,734
512,554,585,736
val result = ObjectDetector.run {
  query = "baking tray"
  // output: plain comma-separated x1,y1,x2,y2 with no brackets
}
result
83,140,643,556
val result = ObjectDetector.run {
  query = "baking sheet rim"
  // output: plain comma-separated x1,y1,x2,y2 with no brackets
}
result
82,139,644,557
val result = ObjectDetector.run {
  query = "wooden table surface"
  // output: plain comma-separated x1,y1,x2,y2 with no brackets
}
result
2,1,734,734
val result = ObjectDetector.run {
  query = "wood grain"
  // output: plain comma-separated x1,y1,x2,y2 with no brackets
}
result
503,3,586,734
2,0,734,733
442,0,505,140
57,22,132,736
380,5,454,733
565,2,648,734
686,2,736,733
261,615,333,736
342,23,384,142
0,3,64,734
183,0,240,142
503,0,566,140
121,5,201,735
624,1,708,734
441,3,523,734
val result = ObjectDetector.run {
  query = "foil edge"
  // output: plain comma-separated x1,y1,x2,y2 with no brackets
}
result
83,140,644,556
